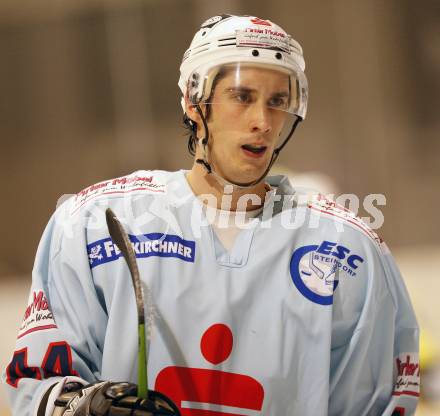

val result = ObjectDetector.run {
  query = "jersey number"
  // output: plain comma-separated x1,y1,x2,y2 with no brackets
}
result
6,342,78,388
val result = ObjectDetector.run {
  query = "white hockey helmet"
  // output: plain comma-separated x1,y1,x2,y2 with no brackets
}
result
178,14,308,119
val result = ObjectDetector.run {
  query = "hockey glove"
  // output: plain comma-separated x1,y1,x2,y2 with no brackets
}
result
52,381,180,415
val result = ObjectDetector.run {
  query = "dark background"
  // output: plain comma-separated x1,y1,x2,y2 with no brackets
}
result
1,0,439,276
1,0,439,275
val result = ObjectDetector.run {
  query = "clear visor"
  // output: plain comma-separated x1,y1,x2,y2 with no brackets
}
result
188,62,308,119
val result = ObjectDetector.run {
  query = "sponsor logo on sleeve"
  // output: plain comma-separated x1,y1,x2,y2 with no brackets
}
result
72,174,165,214
393,353,420,398
87,233,196,268
18,290,57,339
308,195,383,246
290,240,364,305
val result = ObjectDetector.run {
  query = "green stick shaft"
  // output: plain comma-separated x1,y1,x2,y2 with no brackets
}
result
138,323,148,398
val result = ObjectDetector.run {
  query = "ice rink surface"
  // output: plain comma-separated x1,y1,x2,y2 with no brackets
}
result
1,246,439,415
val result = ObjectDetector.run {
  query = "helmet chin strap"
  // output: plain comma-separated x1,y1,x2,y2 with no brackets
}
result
194,104,302,189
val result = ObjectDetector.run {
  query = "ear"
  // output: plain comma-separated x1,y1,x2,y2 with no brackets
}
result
184,94,201,124
185,94,208,140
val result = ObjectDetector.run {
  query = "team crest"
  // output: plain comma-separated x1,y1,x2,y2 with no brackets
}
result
290,241,364,305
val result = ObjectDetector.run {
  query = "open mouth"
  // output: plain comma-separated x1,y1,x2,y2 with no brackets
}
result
241,144,267,154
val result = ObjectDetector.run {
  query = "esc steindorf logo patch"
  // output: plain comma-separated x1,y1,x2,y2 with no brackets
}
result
290,240,364,305
88,233,196,268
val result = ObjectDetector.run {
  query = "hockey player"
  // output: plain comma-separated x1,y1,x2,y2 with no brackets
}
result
2,14,419,416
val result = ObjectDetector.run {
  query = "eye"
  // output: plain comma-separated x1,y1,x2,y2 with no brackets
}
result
268,95,288,109
231,91,252,104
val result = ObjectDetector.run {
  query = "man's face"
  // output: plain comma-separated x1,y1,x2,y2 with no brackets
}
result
202,66,292,184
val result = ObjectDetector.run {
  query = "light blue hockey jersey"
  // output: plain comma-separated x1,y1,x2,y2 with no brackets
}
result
2,170,419,416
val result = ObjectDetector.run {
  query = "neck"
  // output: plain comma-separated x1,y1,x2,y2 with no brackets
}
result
186,161,269,211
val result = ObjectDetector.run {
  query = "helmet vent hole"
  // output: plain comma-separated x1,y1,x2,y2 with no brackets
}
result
252,49,259,57
275,52,282,60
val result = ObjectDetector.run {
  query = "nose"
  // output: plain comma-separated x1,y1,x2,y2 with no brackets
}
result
248,102,272,134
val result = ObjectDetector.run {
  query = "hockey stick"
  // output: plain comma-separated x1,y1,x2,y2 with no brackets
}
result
105,208,148,399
